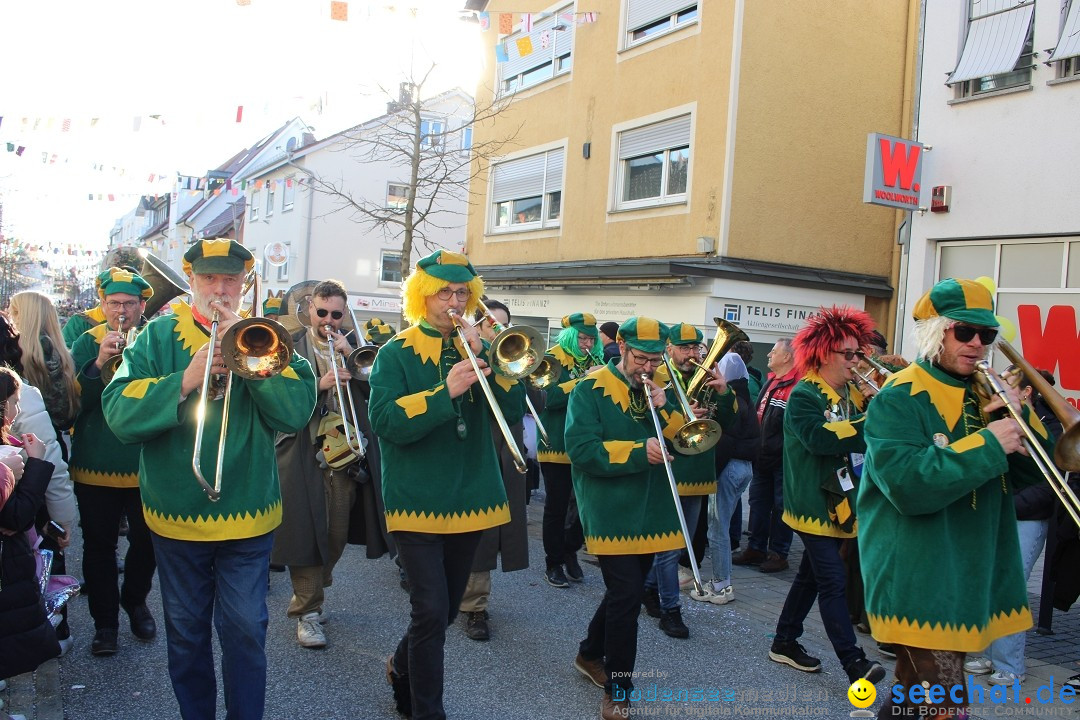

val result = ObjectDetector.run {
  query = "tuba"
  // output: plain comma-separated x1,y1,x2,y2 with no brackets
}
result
684,318,748,408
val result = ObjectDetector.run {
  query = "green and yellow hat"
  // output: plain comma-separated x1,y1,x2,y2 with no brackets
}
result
561,312,598,338
667,323,703,346
97,267,153,302
617,317,669,354
364,317,396,344
415,250,477,283
912,277,998,327
263,294,282,317
182,238,255,276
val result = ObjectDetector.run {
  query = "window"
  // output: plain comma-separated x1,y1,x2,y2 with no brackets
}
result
1050,0,1080,78
381,251,403,283
948,0,1036,98
489,148,564,231
626,1,698,47
266,182,276,217
282,176,296,212
420,119,445,149
461,126,473,153
387,183,409,211
498,6,574,95
276,243,290,282
615,113,691,209
250,191,260,220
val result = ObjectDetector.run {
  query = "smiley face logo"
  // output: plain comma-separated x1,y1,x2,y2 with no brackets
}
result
848,678,876,708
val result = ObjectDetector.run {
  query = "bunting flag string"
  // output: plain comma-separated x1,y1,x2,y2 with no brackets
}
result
486,9,599,36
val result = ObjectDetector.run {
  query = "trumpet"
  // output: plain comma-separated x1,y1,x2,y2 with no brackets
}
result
192,272,293,501
448,308,527,474
661,355,722,455
100,316,142,385
641,373,708,598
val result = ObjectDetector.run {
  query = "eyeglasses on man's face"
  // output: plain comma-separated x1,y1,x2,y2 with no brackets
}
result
105,300,140,311
950,323,998,345
627,349,664,367
831,349,859,362
315,308,344,320
435,287,470,302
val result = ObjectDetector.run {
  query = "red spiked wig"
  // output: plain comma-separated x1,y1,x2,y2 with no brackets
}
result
792,305,877,377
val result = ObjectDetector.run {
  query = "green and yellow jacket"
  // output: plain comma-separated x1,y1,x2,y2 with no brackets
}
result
781,372,867,539
101,302,316,541
536,345,592,464
859,359,1049,651
70,323,141,488
368,322,524,534
565,362,685,555
62,305,106,348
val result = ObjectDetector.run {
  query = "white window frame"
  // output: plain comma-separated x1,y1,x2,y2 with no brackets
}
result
419,118,445,149
497,4,574,96
387,182,409,212
276,243,290,282
488,147,564,234
380,250,403,285
624,1,699,49
250,190,260,221
1051,0,1080,78
282,176,296,212
266,182,276,217
612,112,692,211
952,0,1036,99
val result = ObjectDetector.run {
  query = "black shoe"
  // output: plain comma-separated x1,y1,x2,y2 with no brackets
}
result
545,565,570,588
642,587,661,618
876,642,897,659
658,608,689,639
564,553,584,583
91,628,118,656
385,656,411,717
846,657,886,684
768,640,822,673
124,603,157,640
464,611,490,641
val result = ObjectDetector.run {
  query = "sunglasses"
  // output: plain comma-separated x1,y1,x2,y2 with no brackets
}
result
950,324,998,345
316,309,344,320
832,349,859,361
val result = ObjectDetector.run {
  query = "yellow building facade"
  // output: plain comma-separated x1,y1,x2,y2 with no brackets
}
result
467,0,917,352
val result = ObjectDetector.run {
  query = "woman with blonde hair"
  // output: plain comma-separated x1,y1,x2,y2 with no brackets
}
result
8,291,80,438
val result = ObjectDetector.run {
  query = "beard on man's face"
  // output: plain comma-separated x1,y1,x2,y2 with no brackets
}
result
194,293,235,319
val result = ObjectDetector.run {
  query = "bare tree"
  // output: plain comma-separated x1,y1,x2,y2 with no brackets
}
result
288,64,520,302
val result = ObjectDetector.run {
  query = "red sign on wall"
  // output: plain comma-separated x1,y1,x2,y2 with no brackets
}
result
1017,304,1080,407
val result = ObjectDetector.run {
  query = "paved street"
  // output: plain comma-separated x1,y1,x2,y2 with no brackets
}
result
4,494,1080,719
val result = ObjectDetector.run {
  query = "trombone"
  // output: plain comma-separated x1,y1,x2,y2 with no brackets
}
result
641,373,708,598
448,308,528,474
192,272,294,501
473,300,552,447
343,305,379,383
975,338,1080,527
661,355,722,455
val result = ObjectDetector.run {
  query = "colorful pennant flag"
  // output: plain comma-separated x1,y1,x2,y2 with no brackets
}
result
495,42,508,63
540,30,550,49
516,36,533,57
522,13,533,32
236,106,244,122
62,118,71,132
498,13,512,33
330,1,347,21
478,12,489,30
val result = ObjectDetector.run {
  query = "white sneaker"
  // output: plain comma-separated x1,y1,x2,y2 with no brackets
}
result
57,637,74,657
677,567,695,591
297,612,327,648
689,582,734,605
963,656,993,675
988,671,1024,685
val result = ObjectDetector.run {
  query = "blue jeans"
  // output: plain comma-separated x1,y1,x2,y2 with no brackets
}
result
644,496,703,611
707,459,754,586
152,531,274,720
988,519,1048,676
747,462,792,556
775,532,863,670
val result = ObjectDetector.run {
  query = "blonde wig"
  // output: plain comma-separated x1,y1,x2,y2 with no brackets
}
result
400,269,484,326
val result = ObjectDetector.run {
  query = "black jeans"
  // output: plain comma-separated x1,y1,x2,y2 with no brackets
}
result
541,463,582,568
74,483,156,630
578,553,654,696
392,530,482,720
747,461,793,556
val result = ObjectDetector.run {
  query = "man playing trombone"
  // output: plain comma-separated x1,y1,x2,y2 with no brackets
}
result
270,279,378,650
102,238,317,720
368,250,524,720
860,278,1050,719
69,267,158,657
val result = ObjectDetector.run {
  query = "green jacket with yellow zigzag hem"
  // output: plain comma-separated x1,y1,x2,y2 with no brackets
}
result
368,322,524,534
101,302,316,541
663,366,737,496
62,305,106,349
781,372,867,539
69,323,142,488
565,361,685,555
536,345,593,464
858,359,1049,652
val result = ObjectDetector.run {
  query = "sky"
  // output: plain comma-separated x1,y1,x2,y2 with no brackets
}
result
0,0,486,258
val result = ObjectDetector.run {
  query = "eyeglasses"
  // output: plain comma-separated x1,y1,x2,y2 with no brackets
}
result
950,324,998,345
832,349,859,361
315,308,344,320
435,287,471,302
627,349,665,367
105,300,140,311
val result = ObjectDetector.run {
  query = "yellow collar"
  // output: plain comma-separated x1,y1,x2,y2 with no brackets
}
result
886,360,966,431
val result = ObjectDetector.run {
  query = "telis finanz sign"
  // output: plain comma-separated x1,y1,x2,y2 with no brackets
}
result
863,132,924,211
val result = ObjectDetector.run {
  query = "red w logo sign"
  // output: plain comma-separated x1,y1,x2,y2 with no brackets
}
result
1017,304,1080,392
879,138,921,191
